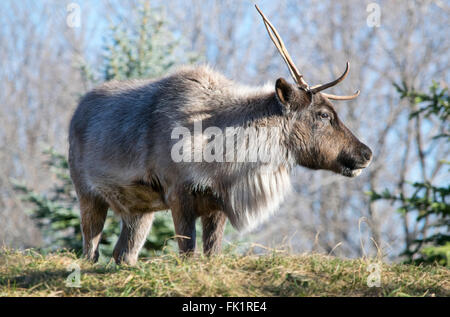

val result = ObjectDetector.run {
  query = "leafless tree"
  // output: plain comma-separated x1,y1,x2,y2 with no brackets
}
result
1,0,448,261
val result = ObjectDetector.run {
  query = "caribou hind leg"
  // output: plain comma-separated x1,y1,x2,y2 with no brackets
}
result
113,212,154,265
79,194,109,262
168,189,197,255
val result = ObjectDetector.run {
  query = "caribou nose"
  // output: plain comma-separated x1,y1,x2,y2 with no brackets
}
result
361,146,372,162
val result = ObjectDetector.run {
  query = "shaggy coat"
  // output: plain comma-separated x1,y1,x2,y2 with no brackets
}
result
69,65,372,264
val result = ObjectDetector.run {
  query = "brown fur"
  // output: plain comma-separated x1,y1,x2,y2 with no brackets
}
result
68,65,372,264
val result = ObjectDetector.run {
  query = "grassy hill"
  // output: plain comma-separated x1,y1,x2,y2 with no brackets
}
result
0,248,448,297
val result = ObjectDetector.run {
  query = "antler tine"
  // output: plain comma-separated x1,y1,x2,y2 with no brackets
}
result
321,90,360,100
255,5,309,89
309,62,350,94
255,6,359,100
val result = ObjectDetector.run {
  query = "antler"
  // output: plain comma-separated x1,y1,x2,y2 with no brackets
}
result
310,62,350,93
310,62,360,100
321,90,360,100
255,5,308,89
255,5,360,100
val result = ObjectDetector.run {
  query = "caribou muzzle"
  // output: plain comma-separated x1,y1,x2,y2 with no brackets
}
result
338,143,372,177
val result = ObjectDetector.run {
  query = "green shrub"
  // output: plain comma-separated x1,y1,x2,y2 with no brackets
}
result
369,82,449,266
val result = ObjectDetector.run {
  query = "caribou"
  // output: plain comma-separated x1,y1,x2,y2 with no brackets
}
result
68,5,372,264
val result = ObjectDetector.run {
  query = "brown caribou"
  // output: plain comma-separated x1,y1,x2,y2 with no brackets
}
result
68,5,372,264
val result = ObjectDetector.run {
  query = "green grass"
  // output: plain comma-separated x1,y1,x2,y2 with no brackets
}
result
0,248,448,297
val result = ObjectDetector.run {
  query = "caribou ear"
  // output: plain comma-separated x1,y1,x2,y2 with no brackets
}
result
275,77,294,105
275,78,311,112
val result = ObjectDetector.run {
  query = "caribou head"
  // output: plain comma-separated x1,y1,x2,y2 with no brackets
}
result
256,5,372,177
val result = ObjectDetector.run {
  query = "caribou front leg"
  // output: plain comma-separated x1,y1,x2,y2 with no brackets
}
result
201,211,227,256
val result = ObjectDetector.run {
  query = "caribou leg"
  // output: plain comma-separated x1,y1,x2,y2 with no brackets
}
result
79,195,108,262
113,212,154,265
168,189,197,255
201,211,227,256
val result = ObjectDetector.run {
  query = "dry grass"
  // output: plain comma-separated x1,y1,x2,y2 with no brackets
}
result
0,248,448,297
